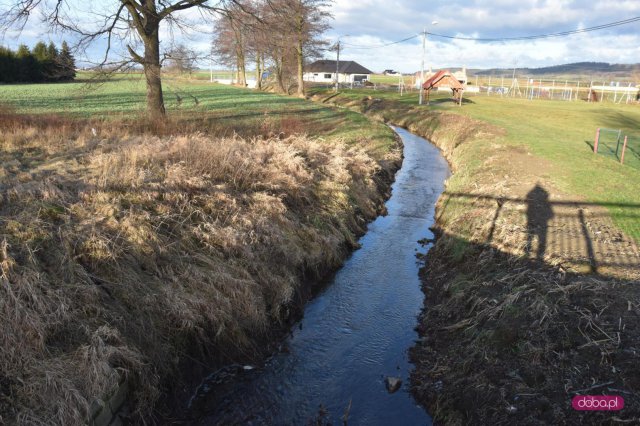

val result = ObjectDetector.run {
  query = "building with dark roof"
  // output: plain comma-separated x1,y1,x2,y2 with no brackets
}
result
304,60,373,84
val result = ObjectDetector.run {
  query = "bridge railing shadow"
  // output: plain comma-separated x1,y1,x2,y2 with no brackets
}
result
438,186,640,277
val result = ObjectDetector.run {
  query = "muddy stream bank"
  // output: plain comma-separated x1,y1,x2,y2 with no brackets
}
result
185,127,450,425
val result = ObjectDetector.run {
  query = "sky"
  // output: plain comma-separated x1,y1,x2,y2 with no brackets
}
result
1,0,639,72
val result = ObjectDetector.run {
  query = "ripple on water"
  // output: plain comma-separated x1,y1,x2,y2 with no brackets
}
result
189,127,451,426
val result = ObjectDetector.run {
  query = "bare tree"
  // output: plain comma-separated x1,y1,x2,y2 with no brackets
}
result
211,1,257,86
259,0,331,95
244,0,266,90
165,43,198,75
261,1,292,93
208,0,331,95
287,0,331,97
1,1,247,118
211,19,239,79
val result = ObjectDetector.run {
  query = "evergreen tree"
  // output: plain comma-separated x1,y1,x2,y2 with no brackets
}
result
59,41,76,81
16,44,30,58
0,41,76,83
39,41,60,80
0,46,17,83
32,42,48,61
15,44,40,82
46,42,58,60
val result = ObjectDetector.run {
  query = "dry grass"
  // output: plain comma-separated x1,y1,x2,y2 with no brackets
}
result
0,115,390,424
412,235,640,425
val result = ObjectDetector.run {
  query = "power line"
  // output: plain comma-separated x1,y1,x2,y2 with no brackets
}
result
340,16,640,50
342,34,420,50
429,16,640,41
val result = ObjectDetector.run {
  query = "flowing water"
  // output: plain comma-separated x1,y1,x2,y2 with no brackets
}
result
188,127,451,425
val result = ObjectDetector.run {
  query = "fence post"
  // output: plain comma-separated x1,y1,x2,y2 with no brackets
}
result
594,128,600,153
621,136,628,164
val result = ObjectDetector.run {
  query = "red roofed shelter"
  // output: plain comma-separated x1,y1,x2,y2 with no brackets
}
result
422,70,465,106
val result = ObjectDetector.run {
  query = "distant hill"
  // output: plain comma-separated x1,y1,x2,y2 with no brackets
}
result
473,62,640,79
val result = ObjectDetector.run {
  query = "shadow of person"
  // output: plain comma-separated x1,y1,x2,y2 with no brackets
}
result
525,184,554,261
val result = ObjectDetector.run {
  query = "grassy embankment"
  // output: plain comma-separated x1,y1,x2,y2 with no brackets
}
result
0,76,398,424
317,88,640,243
313,88,640,424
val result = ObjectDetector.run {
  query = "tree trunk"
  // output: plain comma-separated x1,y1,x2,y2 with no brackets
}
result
296,13,305,98
239,56,246,86
235,49,246,86
230,24,246,87
143,29,165,119
275,54,286,93
296,41,304,97
256,53,262,90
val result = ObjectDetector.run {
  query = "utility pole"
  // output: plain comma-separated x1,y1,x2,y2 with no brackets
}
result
419,27,426,105
209,54,213,83
335,40,340,93
418,21,438,105
333,35,351,93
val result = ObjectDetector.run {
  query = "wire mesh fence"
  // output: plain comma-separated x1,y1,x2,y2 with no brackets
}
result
594,129,640,170
313,74,639,104
621,136,640,169
469,77,639,103
596,128,623,160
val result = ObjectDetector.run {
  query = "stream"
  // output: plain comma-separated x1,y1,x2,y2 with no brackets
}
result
187,127,451,425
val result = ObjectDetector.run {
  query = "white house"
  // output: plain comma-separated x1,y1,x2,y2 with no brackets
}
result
304,60,373,84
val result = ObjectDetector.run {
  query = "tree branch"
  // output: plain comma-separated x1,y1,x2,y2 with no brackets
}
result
127,44,144,63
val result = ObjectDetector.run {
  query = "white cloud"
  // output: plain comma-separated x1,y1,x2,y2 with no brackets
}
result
0,0,638,70
328,0,640,71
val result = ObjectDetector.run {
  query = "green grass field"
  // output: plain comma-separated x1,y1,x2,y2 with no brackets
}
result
0,74,277,115
0,74,396,159
369,74,416,85
318,88,640,242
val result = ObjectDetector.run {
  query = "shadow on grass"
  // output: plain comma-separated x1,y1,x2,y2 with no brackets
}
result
442,187,640,275
412,181,640,425
427,97,476,106
591,109,640,131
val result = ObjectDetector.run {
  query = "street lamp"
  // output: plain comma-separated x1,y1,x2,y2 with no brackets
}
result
419,20,438,105
335,34,351,93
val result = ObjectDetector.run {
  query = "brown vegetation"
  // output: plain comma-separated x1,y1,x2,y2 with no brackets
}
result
414,234,640,425
0,112,396,424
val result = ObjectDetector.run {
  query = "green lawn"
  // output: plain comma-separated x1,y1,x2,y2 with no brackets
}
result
448,95,640,241
0,75,291,115
0,74,396,160
320,88,640,241
369,74,409,85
